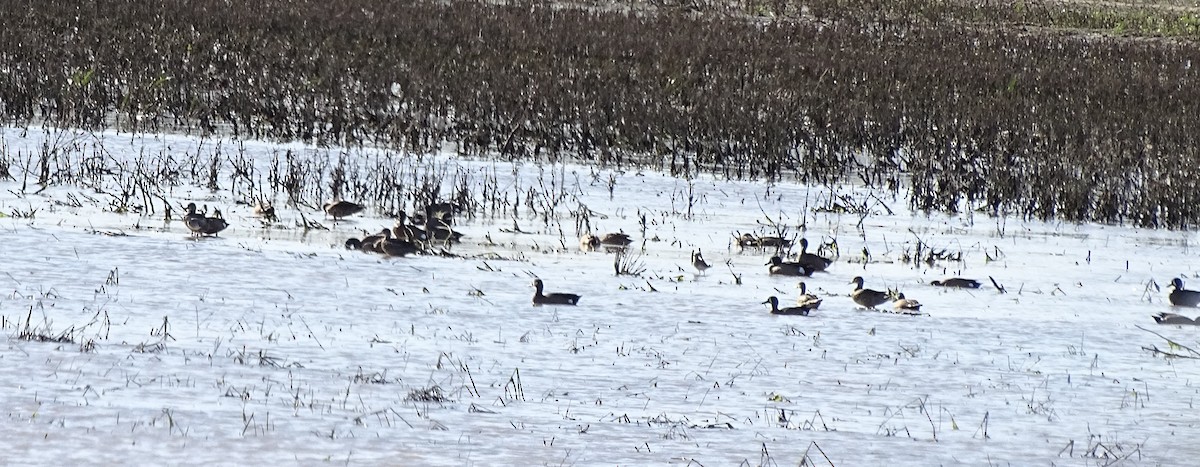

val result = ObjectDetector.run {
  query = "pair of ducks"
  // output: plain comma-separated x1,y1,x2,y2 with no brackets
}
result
184,203,229,237
766,239,833,277
737,233,792,249
762,282,824,315
1155,278,1200,325
849,276,979,313
580,232,633,251
345,228,422,257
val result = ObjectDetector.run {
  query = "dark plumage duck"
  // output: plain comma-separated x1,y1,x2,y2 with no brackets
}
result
1168,278,1200,307
691,249,712,274
762,296,813,316
1154,312,1198,325
378,230,421,257
345,229,388,253
893,293,922,312
324,200,365,221
600,232,633,247
532,279,581,306
931,278,982,289
184,203,229,237
795,282,823,310
797,238,833,272
767,256,814,277
850,276,890,309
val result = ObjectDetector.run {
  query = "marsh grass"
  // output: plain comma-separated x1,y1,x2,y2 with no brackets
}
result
2,0,1200,226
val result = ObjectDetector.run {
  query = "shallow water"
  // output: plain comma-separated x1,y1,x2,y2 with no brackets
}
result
2,127,1199,465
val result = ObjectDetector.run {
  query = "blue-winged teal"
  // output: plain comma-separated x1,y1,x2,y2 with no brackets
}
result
767,256,814,277
762,296,813,316
931,278,982,288
850,276,890,309
797,238,833,272
1153,312,1198,325
532,279,581,306
795,282,823,310
1169,278,1200,307
324,200,365,221
691,249,712,274
893,293,922,312
737,233,792,248
184,203,229,237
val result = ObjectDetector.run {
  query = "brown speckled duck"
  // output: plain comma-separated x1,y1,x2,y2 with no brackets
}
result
324,200,365,221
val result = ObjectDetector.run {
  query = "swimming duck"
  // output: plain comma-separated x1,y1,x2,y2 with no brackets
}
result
850,276,890,309
1153,312,1198,325
795,282,823,310
797,238,833,272
931,278,982,289
762,296,813,316
737,233,792,248
532,279,581,306
691,249,712,274
767,256,814,277
184,203,229,237
1168,278,1200,307
893,293,922,312
324,200,365,221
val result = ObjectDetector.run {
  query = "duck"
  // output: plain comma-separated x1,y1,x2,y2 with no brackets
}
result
931,278,982,289
324,200,365,221
795,282,823,310
893,293,922,312
422,204,464,244
797,238,833,272
762,296,813,316
850,276,890,309
391,211,428,243
691,249,712,274
349,229,389,253
767,256,813,277
737,233,792,248
1153,312,1198,325
1168,278,1200,307
184,203,229,237
532,279,581,306
600,232,633,247
378,230,421,257
580,234,600,252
